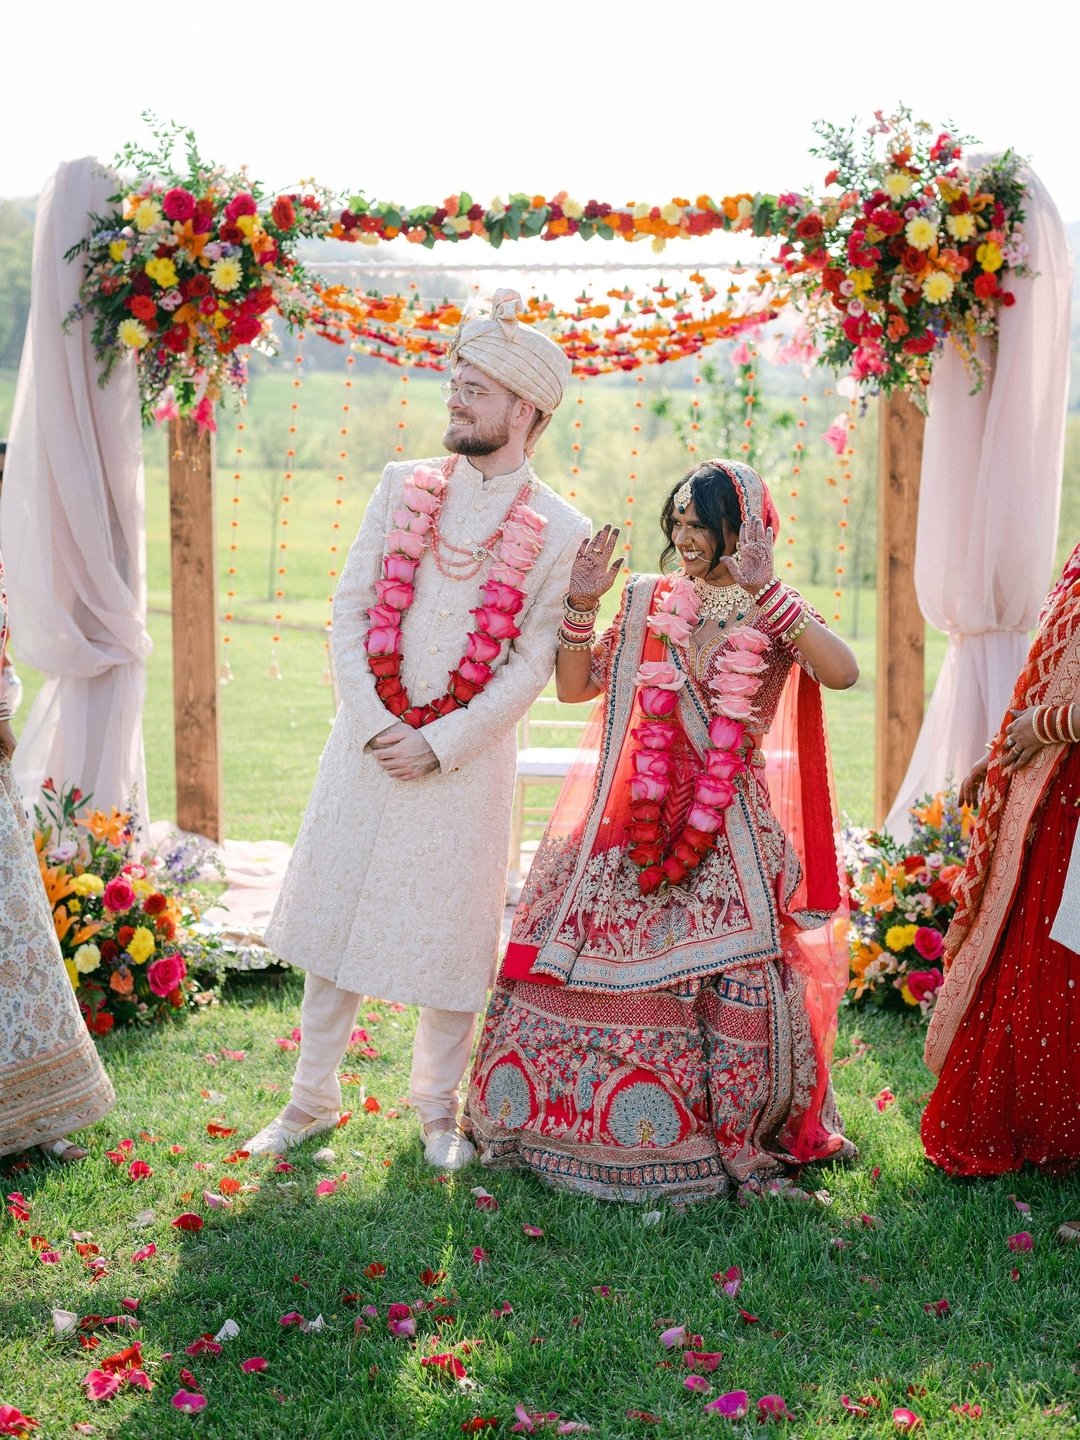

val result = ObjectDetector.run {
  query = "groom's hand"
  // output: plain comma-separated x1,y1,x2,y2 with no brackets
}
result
370,722,439,780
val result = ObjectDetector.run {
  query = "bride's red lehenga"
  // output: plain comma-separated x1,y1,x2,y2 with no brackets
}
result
466,568,855,1202
923,543,1080,1177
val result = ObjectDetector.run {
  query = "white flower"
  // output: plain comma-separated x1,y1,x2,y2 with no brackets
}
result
922,271,955,304
905,215,938,251
74,943,101,974
945,212,977,241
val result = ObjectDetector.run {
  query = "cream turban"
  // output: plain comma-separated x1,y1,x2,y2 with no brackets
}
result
449,288,571,415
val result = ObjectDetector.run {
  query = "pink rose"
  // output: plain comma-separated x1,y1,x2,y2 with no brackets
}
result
513,505,547,534
471,606,520,641
147,952,187,998
686,803,724,833
633,751,673,779
386,529,426,559
708,715,745,750
639,686,680,718
726,626,769,655
163,187,196,222
103,877,136,913
660,576,698,615
224,192,257,222
458,658,493,685
906,968,944,1004
710,671,762,699
695,775,734,808
407,465,445,497
375,579,414,610
366,603,401,630
633,721,677,751
501,519,543,549
823,419,849,456
630,776,668,803
488,561,529,588
715,695,756,720
635,660,685,690
913,927,945,962
714,651,766,676
365,626,402,656
383,555,418,583
465,632,502,664
647,613,695,646
402,483,442,514
479,580,525,614
706,750,745,780
497,539,539,569
392,508,431,535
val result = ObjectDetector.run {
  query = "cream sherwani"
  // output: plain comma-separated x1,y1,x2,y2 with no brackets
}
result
265,455,589,1014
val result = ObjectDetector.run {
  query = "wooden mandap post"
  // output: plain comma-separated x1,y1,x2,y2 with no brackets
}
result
168,417,223,843
875,391,927,824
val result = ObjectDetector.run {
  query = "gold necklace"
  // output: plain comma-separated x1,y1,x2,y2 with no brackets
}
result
690,576,754,625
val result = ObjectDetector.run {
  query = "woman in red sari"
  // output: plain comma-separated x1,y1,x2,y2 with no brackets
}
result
923,544,1080,1176
467,460,860,1201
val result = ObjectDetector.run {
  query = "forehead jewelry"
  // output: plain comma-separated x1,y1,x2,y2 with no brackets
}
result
674,479,693,513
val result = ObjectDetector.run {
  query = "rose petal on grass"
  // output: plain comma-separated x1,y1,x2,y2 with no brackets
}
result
421,1352,468,1381
893,1408,923,1431
171,1213,203,1232
703,1390,749,1419
419,1268,447,1286
659,1325,687,1349
279,1312,304,1327
171,1389,207,1415
222,1150,250,1164
206,1122,236,1138
240,1357,267,1373
1007,1231,1033,1252
363,1096,381,1113
184,1336,222,1358
840,1395,873,1417
471,1247,489,1265
713,1265,743,1298
38,1250,61,1265
202,1191,232,1211
471,1187,499,1212
132,1243,156,1262
951,1403,983,1420
684,1375,711,1393
875,1088,895,1112
737,1309,759,1325
685,1351,723,1372
758,1395,794,1422
923,1298,950,1316
363,1262,387,1278
388,1317,416,1338
120,1299,139,1313
128,1161,152,1181
522,1224,544,1238
82,1371,123,1402
1007,1194,1031,1216
491,1301,513,1318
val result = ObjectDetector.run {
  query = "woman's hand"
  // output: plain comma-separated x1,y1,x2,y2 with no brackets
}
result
958,754,989,806
720,516,774,594
1002,706,1043,773
567,524,624,609
0,721,16,762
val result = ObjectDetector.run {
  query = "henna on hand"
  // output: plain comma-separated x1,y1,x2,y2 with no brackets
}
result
568,524,625,608
719,516,774,594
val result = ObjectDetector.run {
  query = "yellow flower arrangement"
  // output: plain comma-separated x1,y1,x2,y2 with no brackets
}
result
117,319,150,349
145,256,179,289
210,257,242,292
922,272,956,304
127,926,156,965
904,215,938,251
885,922,919,953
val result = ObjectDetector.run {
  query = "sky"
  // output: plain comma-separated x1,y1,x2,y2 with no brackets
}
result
3,0,1077,231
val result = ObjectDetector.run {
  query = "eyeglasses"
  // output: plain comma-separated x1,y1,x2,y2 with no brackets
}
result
440,380,502,406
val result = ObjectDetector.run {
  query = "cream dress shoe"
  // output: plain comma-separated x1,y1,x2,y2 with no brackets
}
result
423,1124,476,1171
243,1110,340,1156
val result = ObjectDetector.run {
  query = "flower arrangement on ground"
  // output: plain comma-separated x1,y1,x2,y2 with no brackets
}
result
34,780,222,1034
776,107,1028,399
845,790,974,1015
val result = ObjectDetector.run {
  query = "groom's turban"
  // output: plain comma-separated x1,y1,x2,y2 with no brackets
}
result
449,288,571,415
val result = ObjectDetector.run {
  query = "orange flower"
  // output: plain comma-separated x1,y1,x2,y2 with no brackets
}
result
39,865,79,910
110,967,135,996
77,808,129,845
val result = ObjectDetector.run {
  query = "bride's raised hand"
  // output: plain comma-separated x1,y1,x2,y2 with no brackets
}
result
568,524,624,608
720,516,775,594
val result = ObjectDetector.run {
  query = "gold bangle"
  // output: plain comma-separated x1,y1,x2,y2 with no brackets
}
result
563,596,600,625
558,628,595,651
1068,705,1079,744
785,610,812,643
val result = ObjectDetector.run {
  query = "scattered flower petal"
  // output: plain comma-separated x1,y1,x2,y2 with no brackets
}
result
684,1375,711,1393
1007,1232,1033,1252
240,1357,267,1374
875,1088,896,1112
471,1248,489,1265
758,1395,794,1423
82,1371,122,1403
171,1389,207,1414
685,1351,723,1372
522,1224,544,1238
713,1265,743,1298
471,1187,499,1212
737,1309,759,1325
923,1298,950,1316
132,1243,157,1263
704,1390,749,1419
419,1268,447,1286
659,1325,687,1349
893,1409,923,1432
128,1161,152,1181
171,1213,203,1232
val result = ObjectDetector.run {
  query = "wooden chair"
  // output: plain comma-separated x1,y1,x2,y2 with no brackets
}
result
510,696,592,880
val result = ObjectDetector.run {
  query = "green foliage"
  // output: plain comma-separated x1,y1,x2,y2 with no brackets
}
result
0,199,33,370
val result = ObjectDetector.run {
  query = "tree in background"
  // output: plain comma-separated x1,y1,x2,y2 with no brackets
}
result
0,199,33,372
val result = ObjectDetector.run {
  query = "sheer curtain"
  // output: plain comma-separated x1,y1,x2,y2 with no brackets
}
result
2,157,151,837
885,168,1073,835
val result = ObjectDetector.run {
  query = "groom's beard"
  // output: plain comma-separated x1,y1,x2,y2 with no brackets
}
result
443,408,512,457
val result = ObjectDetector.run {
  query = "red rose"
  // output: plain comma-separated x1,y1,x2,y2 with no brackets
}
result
902,247,927,274
162,325,188,354
629,844,665,868
199,296,218,316
903,334,937,355
999,291,1016,307
633,802,662,823
230,315,262,345
117,925,135,948
672,842,703,868
627,822,663,844
367,655,400,678
251,286,275,314
147,952,187,997
90,1010,115,1036
903,855,927,874
219,222,245,245
187,274,211,298
383,693,411,717
163,187,196,222
143,893,167,916
928,877,954,906
795,214,824,242
271,196,296,231
192,198,215,235
129,294,157,322
375,676,405,702
973,272,998,299
100,939,119,962
430,695,462,717
224,192,257,223
104,877,136,913
637,865,666,896
661,857,688,885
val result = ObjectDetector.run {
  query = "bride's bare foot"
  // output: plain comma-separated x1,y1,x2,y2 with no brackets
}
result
38,1138,88,1163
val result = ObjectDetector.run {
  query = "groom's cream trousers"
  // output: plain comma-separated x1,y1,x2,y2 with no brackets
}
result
290,972,478,1126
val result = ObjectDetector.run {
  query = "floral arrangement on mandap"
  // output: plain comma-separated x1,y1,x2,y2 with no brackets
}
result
845,790,974,1016
67,110,1027,423
775,108,1028,399
35,780,221,1034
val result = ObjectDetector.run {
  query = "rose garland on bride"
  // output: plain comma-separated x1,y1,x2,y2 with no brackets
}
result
364,461,548,728
628,577,770,896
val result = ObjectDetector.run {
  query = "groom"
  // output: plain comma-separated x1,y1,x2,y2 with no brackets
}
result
245,291,590,1169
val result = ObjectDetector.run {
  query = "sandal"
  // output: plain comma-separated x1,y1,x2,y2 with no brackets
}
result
38,1138,89,1163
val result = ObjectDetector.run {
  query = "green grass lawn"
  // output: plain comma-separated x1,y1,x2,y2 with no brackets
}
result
2,989,1078,1439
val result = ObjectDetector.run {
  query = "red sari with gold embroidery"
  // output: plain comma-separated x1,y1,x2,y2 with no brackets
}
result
466,574,853,1201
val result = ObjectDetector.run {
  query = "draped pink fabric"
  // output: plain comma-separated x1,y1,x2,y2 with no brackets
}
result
2,159,151,836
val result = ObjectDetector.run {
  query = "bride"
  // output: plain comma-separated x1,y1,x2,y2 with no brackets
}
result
467,459,859,1201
